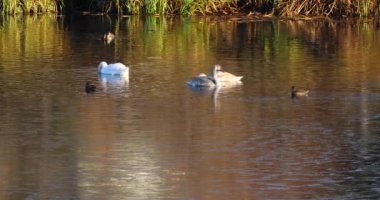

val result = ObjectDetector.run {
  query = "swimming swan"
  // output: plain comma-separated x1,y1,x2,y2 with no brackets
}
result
98,61,129,78
213,65,243,85
187,65,242,88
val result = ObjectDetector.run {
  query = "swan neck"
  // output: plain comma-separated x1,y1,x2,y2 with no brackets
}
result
98,62,107,73
212,67,220,87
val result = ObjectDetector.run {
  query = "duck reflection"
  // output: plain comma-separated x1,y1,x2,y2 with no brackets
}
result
98,74,129,93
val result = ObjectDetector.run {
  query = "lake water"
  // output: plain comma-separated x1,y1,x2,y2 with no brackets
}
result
1,15,380,199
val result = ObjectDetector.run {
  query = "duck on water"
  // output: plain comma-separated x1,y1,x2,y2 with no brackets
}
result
103,32,115,44
85,81,96,93
291,86,309,98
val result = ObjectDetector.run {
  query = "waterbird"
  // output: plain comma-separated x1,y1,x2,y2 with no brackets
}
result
291,86,309,97
98,61,129,78
187,65,242,88
85,81,96,93
187,73,216,88
213,65,243,85
103,32,115,44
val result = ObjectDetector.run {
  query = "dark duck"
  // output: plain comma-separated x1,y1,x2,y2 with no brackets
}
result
85,81,96,93
291,86,309,98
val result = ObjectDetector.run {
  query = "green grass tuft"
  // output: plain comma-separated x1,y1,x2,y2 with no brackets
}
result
0,0,63,15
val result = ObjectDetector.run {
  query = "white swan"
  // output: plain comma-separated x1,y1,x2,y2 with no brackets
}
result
213,65,243,85
98,61,129,77
99,74,129,91
187,65,242,88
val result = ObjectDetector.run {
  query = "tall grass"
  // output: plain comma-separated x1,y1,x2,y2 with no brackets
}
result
357,0,373,17
1,0,379,17
125,0,144,14
276,0,379,17
0,0,19,15
180,0,194,15
95,0,380,17
0,0,63,15
145,0,168,14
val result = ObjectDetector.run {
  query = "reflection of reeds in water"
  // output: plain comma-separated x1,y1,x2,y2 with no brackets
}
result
0,15,65,72
2,14,379,88
117,16,219,73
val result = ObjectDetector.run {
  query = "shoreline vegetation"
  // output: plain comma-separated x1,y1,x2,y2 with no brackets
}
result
0,0,379,18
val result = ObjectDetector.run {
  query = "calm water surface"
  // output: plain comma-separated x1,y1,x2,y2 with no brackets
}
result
1,15,380,199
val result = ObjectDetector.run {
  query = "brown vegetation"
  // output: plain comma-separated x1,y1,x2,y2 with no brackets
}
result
1,0,379,17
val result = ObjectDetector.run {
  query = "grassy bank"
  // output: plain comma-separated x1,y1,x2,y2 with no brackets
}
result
1,0,379,17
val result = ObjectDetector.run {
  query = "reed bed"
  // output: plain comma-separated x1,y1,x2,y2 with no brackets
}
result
276,0,379,17
1,0,379,17
94,0,380,17
0,0,63,15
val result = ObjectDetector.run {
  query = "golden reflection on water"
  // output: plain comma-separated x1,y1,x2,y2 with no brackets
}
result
0,15,380,199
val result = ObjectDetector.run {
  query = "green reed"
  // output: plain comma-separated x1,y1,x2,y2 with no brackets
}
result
180,0,208,15
0,0,63,15
180,0,193,15
3,0,378,17
125,0,143,14
145,0,168,14
180,0,239,15
1,0,18,15
357,0,371,17
96,0,239,15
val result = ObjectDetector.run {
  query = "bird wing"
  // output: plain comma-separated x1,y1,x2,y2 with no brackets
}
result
108,63,127,70
217,71,243,82
102,63,128,74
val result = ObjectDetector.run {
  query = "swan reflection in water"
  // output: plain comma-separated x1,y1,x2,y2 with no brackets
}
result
96,61,129,93
98,73,129,93
188,83,241,112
